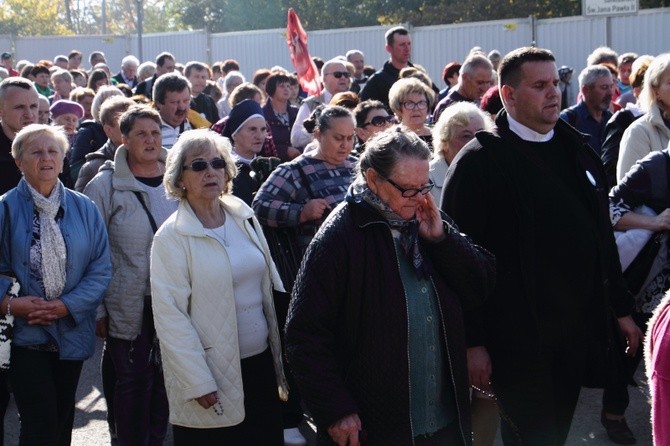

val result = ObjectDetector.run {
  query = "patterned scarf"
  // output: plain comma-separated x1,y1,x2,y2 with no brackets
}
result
27,181,67,301
349,181,427,278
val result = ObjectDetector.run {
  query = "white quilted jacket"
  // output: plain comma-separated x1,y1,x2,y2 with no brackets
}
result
150,194,288,428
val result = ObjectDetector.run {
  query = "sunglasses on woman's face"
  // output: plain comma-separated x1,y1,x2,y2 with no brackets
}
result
363,115,396,128
183,158,227,172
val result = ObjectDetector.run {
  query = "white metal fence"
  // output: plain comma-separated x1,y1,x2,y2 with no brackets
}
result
2,7,668,98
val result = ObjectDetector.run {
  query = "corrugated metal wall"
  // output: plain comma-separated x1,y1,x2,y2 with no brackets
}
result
2,7,668,87
14,34,129,70
137,30,208,67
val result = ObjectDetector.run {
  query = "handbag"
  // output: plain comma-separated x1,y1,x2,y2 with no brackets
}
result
0,201,20,370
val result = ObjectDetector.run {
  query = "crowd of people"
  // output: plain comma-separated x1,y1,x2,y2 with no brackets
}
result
0,24,668,446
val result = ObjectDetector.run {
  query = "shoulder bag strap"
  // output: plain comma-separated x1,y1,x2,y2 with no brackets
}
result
132,191,158,234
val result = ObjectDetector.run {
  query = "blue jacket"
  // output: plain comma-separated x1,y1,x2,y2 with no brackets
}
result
0,179,111,360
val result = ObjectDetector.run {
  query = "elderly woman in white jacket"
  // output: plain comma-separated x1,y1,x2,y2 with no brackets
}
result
150,129,288,445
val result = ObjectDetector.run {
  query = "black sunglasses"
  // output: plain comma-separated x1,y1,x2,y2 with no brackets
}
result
183,158,227,172
328,71,351,79
363,115,396,128
383,176,434,198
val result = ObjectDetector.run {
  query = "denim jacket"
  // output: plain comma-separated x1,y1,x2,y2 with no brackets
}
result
0,179,111,360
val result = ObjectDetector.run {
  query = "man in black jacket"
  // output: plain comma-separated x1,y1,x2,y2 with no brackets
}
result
443,47,642,446
134,52,176,101
359,26,412,109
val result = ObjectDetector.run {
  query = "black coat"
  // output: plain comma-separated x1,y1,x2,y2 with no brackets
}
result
285,199,496,446
442,111,633,365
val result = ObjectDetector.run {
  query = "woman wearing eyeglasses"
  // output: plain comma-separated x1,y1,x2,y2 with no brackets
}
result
83,105,176,445
285,130,495,446
389,77,436,150
150,129,288,444
353,100,395,155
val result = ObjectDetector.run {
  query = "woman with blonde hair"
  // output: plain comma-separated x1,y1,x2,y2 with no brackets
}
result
617,53,670,181
389,77,436,149
151,129,288,444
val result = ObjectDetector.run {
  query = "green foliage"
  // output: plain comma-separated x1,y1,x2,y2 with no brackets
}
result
0,0,73,35
0,0,667,37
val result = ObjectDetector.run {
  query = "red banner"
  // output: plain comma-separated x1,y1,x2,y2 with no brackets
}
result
286,8,322,96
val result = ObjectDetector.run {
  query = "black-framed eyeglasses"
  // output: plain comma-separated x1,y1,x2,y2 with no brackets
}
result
402,100,428,110
382,176,434,198
183,158,227,172
363,115,396,128
327,71,351,79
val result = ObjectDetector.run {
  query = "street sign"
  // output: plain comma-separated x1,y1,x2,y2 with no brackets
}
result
583,0,638,16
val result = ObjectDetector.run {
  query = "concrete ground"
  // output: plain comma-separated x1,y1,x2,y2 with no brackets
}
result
3,339,653,445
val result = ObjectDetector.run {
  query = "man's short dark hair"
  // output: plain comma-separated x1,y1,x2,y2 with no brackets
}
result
89,51,105,65
498,47,555,88
221,59,240,74
184,61,207,79
153,73,190,104
68,50,82,61
156,52,175,67
0,77,35,103
385,26,409,47
1,53,12,61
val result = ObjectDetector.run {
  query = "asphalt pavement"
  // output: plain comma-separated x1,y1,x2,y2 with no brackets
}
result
2,339,653,445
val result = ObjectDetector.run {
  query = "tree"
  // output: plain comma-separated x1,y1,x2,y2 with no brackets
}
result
0,0,72,35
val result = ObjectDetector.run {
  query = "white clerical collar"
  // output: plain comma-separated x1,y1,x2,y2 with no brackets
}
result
232,151,255,165
507,114,554,142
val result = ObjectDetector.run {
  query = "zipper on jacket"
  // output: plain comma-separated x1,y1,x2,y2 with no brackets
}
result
431,276,467,445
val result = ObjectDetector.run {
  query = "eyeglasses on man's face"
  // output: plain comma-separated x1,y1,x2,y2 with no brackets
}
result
327,71,351,79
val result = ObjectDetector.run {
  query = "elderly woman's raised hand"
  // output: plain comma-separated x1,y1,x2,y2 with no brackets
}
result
416,193,445,243
299,198,331,223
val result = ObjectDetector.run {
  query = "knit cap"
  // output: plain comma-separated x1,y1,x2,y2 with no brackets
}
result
50,100,84,120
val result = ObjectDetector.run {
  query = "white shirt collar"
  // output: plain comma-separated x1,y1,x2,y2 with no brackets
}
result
507,113,554,142
232,151,255,165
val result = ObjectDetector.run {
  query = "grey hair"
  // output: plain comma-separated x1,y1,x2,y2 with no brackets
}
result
91,86,124,122
356,129,431,181
12,124,69,160
50,69,73,84
586,46,618,67
460,54,494,78
639,53,670,113
346,50,364,61
164,129,238,199
320,58,346,77
224,71,245,90
121,55,140,68
578,65,612,89
431,102,493,157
